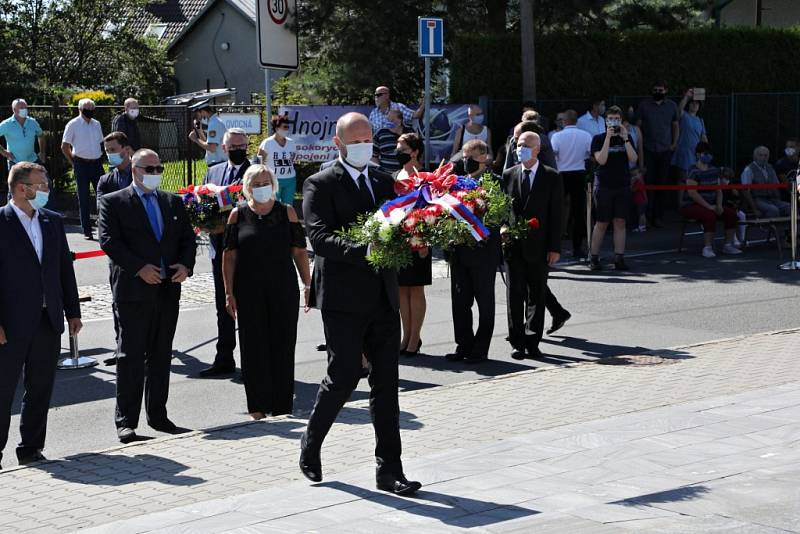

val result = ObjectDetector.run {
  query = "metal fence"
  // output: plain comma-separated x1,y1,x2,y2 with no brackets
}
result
488,92,800,174
0,104,271,196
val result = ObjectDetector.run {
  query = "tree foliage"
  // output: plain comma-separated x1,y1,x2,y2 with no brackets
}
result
0,0,174,103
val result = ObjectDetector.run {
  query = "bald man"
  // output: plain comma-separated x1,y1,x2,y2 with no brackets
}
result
111,98,141,151
502,132,563,360
369,86,424,132
301,112,421,495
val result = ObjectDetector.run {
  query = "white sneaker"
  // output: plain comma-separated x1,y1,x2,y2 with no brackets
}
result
722,243,742,255
702,246,716,258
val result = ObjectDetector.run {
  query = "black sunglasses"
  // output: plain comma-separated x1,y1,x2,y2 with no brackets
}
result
136,165,165,174
374,92,388,98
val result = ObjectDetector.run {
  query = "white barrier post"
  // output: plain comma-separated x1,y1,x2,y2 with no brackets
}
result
779,176,799,270
57,334,98,370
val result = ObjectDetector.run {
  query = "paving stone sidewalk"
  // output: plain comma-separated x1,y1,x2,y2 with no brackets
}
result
1,328,799,533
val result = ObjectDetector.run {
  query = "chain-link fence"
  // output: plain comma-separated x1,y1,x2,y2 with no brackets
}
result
489,93,800,174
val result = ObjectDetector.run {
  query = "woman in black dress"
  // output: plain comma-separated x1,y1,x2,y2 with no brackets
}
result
394,133,432,355
222,165,311,419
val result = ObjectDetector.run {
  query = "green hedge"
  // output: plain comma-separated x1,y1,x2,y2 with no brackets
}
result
451,27,800,101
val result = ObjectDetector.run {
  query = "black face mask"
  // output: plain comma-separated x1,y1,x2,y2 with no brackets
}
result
228,148,248,165
81,109,95,119
652,92,665,101
464,157,480,174
396,151,412,166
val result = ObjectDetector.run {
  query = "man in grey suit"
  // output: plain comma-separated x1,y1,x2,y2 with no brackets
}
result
197,128,251,378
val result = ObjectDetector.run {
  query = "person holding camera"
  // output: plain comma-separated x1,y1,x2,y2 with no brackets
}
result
589,106,638,271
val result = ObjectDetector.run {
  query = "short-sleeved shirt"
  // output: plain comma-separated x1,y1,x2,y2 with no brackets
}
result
372,127,404,173
259,136,297,179
0,115,43,163
62,116,103,159
637,98,679,153
741,162,781,200
205,114,228,165
550,125,592,172
591,133,634,189
576,111,606,137
369,102,415,132
684,165,720,207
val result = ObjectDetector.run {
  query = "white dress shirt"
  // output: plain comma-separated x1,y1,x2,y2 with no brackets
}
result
576,111,606,138
62,116,103,159
550,125,593,172
521,160,540,190
339,157,375,200
10,200,43,262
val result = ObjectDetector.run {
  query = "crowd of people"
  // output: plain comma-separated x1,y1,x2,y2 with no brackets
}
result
0,83,797,490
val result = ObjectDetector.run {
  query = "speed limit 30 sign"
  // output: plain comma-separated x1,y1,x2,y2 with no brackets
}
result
257,0,298,70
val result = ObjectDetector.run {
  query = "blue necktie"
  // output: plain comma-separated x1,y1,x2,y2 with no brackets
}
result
224,166,236,186
143,193,162,241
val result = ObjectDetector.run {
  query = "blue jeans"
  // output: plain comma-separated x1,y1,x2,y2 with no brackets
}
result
73,160,103,235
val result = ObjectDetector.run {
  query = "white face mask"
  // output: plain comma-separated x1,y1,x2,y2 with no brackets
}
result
17,108,28,119
128,108,140,119
344,142,373,168
785,147,796,157
252,184,274,203
142,174,162,190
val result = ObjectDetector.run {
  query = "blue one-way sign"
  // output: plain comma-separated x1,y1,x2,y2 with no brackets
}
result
418,17,444,57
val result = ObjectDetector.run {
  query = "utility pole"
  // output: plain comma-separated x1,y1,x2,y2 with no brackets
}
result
520,0,536,102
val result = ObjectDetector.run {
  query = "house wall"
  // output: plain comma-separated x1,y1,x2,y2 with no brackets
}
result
720,0,800,28
170,3,262,100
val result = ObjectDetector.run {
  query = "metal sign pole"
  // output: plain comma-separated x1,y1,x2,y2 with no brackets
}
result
779,176,799,270
265,68,272,137
424,56,432,170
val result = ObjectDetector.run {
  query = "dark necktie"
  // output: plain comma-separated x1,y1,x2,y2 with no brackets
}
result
224,165,236,186
357,174,374,210
521,169,531,201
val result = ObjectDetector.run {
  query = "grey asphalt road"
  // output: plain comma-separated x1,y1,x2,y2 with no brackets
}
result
6,223,800,466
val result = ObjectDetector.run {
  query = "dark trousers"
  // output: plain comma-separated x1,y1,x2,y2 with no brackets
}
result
303,297,402,476
545,287,567,318
114,282,180,429
73,159,103,236
450,260,496,358
644,150,672,223
211,234,236,366
237,285,299,416
506,257,548,353
561,170,587,253
0,310,60,464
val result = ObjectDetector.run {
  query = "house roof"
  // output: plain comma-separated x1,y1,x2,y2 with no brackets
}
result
129,0,256,50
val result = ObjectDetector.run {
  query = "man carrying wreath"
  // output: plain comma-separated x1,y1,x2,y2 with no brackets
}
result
502,132,563,360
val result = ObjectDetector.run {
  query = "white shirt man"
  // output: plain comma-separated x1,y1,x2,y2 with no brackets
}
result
550,125,592,172
9,200,43,262
576,111,606,138
62,111,103,159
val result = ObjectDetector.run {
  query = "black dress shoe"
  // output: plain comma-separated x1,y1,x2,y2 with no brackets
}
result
104,356,118,366
117,427,137,443
299,451,322,482
197,363,235,378
463,354,488,364
402,339,422,356
547,311,572,335
445,352,465,362
149,419,180,433
511,350,527,360
376,473,422,495
615,259,630,271
17,451,46,465
316,344,327,351
528,347,544,359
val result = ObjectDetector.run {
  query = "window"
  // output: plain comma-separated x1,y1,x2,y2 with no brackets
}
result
145,23,168,39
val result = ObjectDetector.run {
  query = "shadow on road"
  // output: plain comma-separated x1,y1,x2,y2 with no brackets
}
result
32,453,205,486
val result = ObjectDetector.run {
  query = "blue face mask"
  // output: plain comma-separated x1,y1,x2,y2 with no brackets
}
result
698,153,713,164
28,190,49,210
516,146,533,162
472,114,485,125
107,152,123,166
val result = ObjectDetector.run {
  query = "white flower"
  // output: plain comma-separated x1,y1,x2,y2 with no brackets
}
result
389,208,406,226
409,236,425,249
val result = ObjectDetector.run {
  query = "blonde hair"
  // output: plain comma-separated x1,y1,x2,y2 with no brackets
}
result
241,164,278,201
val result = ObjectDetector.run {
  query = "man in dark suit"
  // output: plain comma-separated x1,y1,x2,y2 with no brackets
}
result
98,149,197,443
502,132,563,360
445,139,502,364
97,131,134,366
301,112,421,495
0,162,82,467
197,128,251,378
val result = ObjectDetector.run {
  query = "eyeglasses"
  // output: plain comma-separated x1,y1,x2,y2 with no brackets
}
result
374,92,388,98
135,165,165,174
22,181,50,190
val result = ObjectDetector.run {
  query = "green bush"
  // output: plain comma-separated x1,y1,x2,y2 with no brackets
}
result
451,27,800,101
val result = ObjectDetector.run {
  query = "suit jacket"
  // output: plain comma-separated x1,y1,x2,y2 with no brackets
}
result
98,185,197,303
97,166,133,209
502,162,563,263
0,205,80,339
302,161,399,313
203,160,250,187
